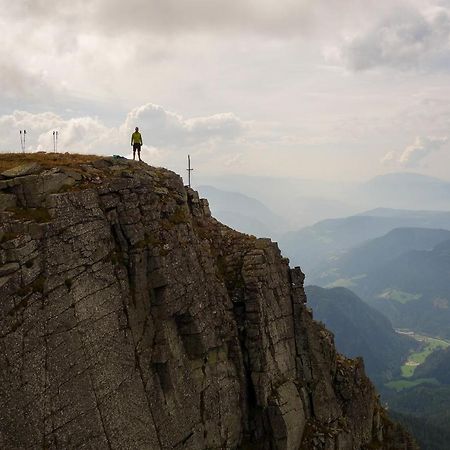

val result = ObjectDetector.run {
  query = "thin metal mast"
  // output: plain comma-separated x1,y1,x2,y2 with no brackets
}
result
53,131,59,153
19,130,26,153
187,154,193,188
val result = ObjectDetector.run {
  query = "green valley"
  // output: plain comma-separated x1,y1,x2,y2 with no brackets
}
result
383,332,450,450
386,330,450,382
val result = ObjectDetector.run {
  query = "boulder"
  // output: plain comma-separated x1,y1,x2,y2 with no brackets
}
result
1,162,42,178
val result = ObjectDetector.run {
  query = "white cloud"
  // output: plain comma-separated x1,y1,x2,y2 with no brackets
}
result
399,135,448,166
382,136,448,168
224,153,244,167
0,62,53,99
0,110,116,153
333,5,450,71
122,104,245,148
380,150,396,165
37,117,118,154
0,104,246,155
3,0,344,37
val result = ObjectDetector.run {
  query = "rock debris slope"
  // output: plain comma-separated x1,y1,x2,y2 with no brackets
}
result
0,156,417,449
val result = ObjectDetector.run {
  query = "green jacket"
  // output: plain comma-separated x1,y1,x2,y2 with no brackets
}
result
131,131,143,145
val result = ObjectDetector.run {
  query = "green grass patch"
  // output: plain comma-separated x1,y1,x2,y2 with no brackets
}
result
402,363,418,378
385,377,439,391
326,278,355,288
0,231,20,243
7,207,51,223
325,274,366,289
134,232,162,249
377,288,422,304
168,207,189,225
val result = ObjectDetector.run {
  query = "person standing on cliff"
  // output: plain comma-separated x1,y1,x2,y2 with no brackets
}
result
131,127,143,161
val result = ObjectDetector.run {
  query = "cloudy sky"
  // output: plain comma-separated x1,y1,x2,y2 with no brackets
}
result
1,0,450,181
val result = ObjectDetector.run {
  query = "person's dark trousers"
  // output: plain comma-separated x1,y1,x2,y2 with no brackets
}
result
133,143,142,161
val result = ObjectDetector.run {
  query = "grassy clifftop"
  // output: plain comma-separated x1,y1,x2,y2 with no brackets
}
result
0,152,102,172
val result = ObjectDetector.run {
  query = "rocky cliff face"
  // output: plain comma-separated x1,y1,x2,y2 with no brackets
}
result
0,156,417,450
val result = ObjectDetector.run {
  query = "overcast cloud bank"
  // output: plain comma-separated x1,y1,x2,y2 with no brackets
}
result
333,6,450,71
1,0,450,180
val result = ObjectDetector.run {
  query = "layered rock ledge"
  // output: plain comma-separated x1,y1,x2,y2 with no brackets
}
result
0,155,417,449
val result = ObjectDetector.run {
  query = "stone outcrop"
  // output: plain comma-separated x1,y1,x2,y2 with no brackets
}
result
0,156,417,449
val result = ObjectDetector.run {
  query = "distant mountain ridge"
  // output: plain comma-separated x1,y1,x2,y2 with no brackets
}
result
279,209,450,271
197,185,284,237
365,172,447,185
306,286,415,384
310,227,450,285
302,223,450,338
358,207,450,219
197,172,450,231
352,238,450,337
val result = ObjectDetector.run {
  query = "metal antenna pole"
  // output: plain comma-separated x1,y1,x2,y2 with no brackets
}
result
19,130,27,153
53,131,59,153
187,154,193,187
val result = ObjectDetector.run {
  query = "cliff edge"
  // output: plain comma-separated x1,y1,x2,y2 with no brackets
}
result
0,154,417,449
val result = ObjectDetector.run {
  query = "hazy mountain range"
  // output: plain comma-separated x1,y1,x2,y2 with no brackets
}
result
279,209,450,272
200,173,450,341
197,185,284,237
313,227,450,279
196,172,450,232
307,228,450,338
359,173,450,211
308,227,450,285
